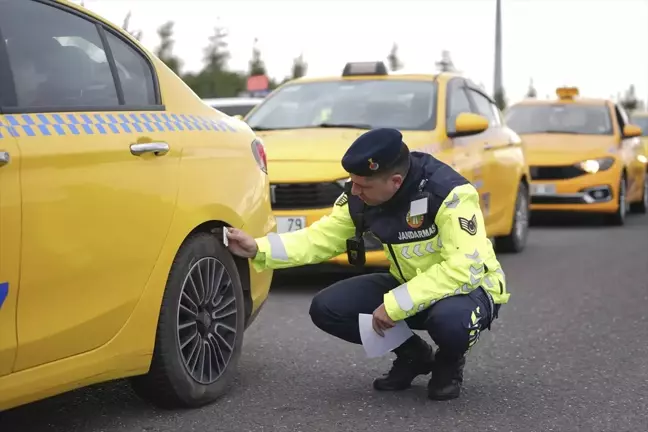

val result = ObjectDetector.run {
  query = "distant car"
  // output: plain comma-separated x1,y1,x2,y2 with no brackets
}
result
204,97,264,118
0,0,274,411
629,110,648,165
505,87,648,224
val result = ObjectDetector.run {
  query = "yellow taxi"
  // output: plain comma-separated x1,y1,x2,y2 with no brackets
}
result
505,87,648,224
0,0,274,411
629,110,648,165
244,61,532,268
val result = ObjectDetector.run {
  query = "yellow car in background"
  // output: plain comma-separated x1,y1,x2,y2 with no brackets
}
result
244,61,531,268
0,0,273,411
505,87,648,224
629,110,648,164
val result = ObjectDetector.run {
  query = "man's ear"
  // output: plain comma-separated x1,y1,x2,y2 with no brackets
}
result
391,173,404,187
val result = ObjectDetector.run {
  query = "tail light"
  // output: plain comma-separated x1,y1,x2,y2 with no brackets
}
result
251,138,268,174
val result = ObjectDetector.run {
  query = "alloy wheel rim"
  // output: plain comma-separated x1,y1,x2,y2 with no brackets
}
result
176,257,238,385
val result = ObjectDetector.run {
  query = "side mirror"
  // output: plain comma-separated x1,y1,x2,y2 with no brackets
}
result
447,113,489,138
623,124,642,138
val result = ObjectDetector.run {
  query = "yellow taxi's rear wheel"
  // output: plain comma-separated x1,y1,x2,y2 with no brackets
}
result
629,171,648,214
130,232,245,409
494,181,529,253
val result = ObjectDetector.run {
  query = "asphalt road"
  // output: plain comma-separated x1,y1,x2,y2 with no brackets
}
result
2,213,647,432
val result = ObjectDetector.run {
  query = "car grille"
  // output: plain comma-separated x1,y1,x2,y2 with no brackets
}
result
270,182,343,210
529,165,586,180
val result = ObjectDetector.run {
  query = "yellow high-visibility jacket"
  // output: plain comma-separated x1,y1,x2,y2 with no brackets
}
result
252,152,510,321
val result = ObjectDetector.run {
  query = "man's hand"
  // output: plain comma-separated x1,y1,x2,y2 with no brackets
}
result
225,228,259,259
372,303,395,337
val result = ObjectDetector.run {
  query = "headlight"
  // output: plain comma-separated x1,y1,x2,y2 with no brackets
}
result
336,178,350,188
576,157,615,174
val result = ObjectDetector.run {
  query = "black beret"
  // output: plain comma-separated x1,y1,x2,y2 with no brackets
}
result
341,128,407,176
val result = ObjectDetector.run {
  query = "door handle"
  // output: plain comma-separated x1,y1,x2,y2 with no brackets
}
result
0,151,10,165
130,142,169,156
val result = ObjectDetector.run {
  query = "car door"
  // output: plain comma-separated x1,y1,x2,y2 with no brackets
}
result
0,122,20,378
464,84,519,226
445,77,483,187
0,0,180,371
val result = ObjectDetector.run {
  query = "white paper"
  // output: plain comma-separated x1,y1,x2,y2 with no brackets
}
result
222,227,229,247
409,197,428,217
358,313,414,358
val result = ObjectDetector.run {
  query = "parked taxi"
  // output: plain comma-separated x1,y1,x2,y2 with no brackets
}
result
244,61,532,268
629,110,648,165
505,87,648,224
0,0,274,411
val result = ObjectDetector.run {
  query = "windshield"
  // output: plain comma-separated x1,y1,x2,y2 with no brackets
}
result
245,79,438,131
505,104,613,135
630,115,648,136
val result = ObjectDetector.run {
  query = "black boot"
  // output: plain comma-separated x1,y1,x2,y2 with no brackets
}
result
373,335,435,391
427,351,466,400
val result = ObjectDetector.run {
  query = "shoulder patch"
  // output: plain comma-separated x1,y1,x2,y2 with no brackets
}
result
335,193,349,207
458,214,478,235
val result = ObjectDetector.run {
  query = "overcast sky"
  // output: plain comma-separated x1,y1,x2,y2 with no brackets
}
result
73,0,648,104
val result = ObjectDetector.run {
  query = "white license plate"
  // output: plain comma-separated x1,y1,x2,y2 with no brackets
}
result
531,183,556,195
276,216,306,233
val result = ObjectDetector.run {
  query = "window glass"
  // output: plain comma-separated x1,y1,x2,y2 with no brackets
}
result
0,0,119,108
446,80,472,133
246,80,438,131
468,89,498,126
104,30,157,106
505,104,613,135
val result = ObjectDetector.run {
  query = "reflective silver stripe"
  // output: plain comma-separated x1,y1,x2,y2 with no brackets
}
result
445,193,460,208
484,275,494,288
425,241,435,253
495,268,506,286
392,283,414,312
465,249,480,262
267,232,289,261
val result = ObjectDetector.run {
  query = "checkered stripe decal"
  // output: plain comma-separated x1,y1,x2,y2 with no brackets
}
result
0,112,237,138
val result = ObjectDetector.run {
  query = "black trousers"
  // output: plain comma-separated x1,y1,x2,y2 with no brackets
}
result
309,273,500,359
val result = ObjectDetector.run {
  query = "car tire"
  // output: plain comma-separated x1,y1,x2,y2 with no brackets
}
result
606,174,628,226
130,232,245,409
494,181,530,253
629,172,648,214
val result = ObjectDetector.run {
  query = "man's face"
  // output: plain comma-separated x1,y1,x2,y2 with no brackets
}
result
349,173,404,206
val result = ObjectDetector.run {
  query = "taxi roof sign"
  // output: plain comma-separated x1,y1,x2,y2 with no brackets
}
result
342,61,388,77
556,86,579,100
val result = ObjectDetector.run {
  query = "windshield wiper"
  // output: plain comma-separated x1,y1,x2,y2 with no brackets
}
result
535,130,581,134
250,126,281,131
314,122,372,130
251,123,372,131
